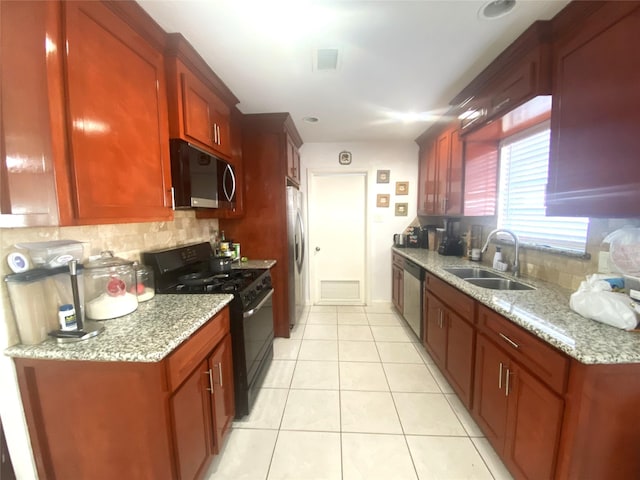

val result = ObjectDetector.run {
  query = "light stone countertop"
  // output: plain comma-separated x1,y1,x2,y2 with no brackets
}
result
4,294,234,363
394,247,640,365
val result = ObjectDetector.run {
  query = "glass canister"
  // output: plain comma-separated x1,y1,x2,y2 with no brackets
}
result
83,251,138,320
133,263,155,302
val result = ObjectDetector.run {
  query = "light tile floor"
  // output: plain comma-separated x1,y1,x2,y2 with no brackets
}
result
206,304,514,480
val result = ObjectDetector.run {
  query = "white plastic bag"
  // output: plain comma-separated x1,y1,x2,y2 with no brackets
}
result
569,274,638,330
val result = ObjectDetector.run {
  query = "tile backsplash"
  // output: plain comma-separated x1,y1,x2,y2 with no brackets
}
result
0,211,218,346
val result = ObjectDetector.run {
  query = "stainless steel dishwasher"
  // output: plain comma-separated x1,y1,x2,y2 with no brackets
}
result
403,259,423,340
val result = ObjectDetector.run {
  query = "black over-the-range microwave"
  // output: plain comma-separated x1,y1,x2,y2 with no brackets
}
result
169,139,237,209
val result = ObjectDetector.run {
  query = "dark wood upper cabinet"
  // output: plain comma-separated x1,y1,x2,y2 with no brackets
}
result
164,33,238,161
452,21,552,136
64,1,173,224
1,0,175,226
416,123,463,217
546,2,640,217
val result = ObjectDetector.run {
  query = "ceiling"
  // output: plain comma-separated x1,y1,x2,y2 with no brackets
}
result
138,0,570,143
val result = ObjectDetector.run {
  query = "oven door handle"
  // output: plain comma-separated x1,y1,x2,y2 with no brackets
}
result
243,288,274,318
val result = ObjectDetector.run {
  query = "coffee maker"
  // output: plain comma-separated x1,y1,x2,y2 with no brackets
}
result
438,218,464,256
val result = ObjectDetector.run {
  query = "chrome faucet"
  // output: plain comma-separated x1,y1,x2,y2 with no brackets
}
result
481,229,520,277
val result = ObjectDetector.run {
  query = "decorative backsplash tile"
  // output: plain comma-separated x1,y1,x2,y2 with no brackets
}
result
0,211,218,346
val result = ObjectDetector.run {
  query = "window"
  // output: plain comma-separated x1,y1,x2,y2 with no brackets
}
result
497,121,589,253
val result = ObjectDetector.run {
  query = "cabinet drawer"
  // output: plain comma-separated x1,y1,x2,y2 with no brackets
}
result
392,252,405,269
425,273,475,321
166,307,230,391
477,304,568,395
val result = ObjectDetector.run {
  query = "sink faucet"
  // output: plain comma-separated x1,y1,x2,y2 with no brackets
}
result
481,229,520,277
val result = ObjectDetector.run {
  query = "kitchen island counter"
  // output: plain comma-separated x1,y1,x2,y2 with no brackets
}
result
4,294,234,363
394,247,640,365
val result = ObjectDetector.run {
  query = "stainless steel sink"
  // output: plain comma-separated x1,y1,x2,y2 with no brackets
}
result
464,278,535,291
443,267,506,279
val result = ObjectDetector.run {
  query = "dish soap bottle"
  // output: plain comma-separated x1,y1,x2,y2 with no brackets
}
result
493,247,502,269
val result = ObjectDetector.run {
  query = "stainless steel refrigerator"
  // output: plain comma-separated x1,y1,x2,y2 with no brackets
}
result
286,186,305,328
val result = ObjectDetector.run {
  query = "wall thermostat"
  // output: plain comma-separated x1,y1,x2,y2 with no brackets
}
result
338,151,352,165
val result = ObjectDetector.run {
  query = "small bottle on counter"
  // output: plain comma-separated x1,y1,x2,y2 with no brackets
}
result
58,304,77,331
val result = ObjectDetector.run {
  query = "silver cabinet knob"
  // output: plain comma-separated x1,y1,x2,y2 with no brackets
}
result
315,247,321,252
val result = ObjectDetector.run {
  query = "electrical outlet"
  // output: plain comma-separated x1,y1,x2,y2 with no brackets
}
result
598,251,611,273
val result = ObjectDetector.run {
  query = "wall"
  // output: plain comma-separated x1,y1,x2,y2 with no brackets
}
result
300,142,419,305
0,212,218,478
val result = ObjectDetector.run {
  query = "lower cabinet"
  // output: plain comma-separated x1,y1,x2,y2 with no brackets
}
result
15,307,234,480
474,334,564,480
423,275,475,408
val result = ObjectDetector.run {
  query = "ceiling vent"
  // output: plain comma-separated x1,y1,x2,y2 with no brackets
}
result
314,48,339,71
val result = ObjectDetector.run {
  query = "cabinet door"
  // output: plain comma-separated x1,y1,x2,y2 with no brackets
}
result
445,128,463,215
504,364,564,480
181,69,232,159
170,360,213,480
434,132,450,215
210,334,235,453
473,334,509,454
424,293,447,367
64,1,172,224
547,5,640,217
445,311,474,408
0,0,62,227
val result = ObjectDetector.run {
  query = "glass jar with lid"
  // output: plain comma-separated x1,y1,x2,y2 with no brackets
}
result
83,251,138,320
133,262,155,302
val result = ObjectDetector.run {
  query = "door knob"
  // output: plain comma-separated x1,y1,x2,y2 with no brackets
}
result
315,247,321,252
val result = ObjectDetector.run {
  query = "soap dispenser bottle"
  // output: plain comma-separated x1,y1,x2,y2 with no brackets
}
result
492,247,502,269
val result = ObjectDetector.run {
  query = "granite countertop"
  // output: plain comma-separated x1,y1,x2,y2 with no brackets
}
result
393,247,640,365
4,294,234,363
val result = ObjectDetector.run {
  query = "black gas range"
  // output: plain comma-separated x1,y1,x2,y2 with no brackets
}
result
143,242,274,418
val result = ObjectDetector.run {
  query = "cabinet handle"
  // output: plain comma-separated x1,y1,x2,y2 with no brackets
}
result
205,369,214,393
170,187,175,210
217,362,223,387
505,369,512,397
498,362,503,389
499,333,520,349
212,124,217,144
438,310,444,328
216,125,221,145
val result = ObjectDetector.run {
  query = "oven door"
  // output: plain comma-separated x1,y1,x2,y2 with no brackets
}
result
243,288,275,390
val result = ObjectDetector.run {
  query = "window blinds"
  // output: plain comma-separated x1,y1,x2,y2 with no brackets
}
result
497,123,589,253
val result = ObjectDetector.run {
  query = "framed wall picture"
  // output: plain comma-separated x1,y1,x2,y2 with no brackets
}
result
395,181,409,195
376,194,390,208
376,169,390,184
395,203,408,216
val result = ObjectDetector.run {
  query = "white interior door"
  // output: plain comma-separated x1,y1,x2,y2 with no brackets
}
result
308,172,366,305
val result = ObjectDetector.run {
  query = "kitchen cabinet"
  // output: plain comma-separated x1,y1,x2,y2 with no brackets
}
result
473,304,567,479
15,307,234,480
474,334,564,480
423,273,475,407
546,2,640,217
452,21,552,136
165,33,244,219
0,0,63,227
63,1,173,224
1,0,174,226
415,123,463,216
165,33,238,161
219,113,303,337
391,252,404,314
